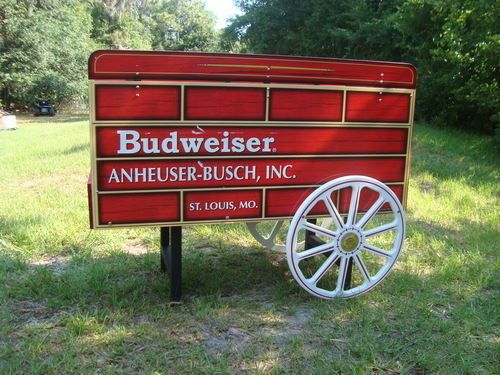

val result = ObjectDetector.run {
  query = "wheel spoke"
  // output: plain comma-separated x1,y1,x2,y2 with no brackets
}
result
347,185,361,226
364,221,398,238
301,220,337,239
353,254,371,283
357,195,386,229
336,256,349,292
323,196,344,230
308,253,340,285
266,220,284,241
297,242,337,260
362,244,392,258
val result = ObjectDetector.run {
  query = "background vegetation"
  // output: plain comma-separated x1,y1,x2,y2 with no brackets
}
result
224,0,500,134
0,0,498,134
0,0,217,109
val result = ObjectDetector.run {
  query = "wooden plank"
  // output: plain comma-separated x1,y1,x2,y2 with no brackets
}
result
95,126,408,157
98,192,180,224
95,85,180,121
270,89,343,121
97,157,406,191
185,87,266,121
346,92,410,123
184,190,262,221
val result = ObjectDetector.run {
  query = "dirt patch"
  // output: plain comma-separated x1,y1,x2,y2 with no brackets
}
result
284,308,311,326
203,326,252,356
123,239,151,256
29,255,71,275
8,299,60,327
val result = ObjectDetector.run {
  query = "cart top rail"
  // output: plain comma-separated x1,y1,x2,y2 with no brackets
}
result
88,50,416,89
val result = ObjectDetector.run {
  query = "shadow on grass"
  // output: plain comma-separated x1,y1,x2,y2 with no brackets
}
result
15,112,88,124
61,143,89,155
2,231,497,373
411,124,499,188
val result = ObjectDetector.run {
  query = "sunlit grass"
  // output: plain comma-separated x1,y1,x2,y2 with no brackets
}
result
0,116,498,373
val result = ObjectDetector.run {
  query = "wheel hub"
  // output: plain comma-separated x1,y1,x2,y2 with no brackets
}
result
337,228,363,254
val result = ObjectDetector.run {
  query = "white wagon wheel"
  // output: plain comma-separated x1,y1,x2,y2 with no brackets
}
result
286,176,405,299
247,218,333,253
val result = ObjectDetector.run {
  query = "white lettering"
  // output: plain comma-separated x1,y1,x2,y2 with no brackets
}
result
115,129,276,155
117,130,141,154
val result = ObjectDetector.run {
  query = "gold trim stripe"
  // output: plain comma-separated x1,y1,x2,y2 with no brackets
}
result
96,154,407,161
200,63,334,72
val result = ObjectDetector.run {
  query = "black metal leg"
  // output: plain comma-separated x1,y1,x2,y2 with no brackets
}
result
160,227,169,273
344,258,353,290
305,218,318,250
342,216,353,290
160,226,182,302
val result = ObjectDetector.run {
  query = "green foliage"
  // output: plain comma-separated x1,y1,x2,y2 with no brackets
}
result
28,74,80,107
147,0,218,51
395,0,500,133
0,0,95,108
226,0,500,134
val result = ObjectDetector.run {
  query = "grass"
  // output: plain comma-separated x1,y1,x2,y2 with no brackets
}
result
0,113,498,374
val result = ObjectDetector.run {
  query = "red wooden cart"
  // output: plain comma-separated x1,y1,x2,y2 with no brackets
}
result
87,50,416,300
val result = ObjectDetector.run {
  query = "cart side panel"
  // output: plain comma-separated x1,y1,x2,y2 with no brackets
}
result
89,51,415,228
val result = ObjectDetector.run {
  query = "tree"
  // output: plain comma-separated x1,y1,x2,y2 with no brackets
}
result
394,0,500,132
0,0,95,108
0,0,219,109
226,0,500,133
147,0,218,51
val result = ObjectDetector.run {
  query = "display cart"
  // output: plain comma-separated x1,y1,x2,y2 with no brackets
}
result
87,50,416,301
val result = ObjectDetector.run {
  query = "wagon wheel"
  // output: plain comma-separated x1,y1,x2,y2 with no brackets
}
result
286,176,405,299
246,218,333,253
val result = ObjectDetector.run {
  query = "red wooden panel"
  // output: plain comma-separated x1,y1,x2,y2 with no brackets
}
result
338,184,404,213
266,188,339,217
184,190,262,221
89,50,417,88
185,87,265,120
95,85,180,121
346,92,410,123
95,126,408,157
98,192,180,224
270,89,343,121
97,157,406,191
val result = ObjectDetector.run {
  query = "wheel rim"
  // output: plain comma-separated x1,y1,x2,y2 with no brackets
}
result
286,176,405,299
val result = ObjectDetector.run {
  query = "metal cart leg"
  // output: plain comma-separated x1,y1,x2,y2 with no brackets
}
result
160,226,182,302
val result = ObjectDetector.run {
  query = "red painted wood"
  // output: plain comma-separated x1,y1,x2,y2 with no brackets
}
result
184,190,262,221
266,188,339,217
97,157,406,191
338,184,404,214
95,85,180,121
96,126,408,157
346,92,411,123
87,175,94,229
98,192,180,224
270,89,343,121
89,50,416,88
185,87,266,120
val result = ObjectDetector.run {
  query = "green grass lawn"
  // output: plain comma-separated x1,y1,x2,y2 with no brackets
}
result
0,114,498,374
